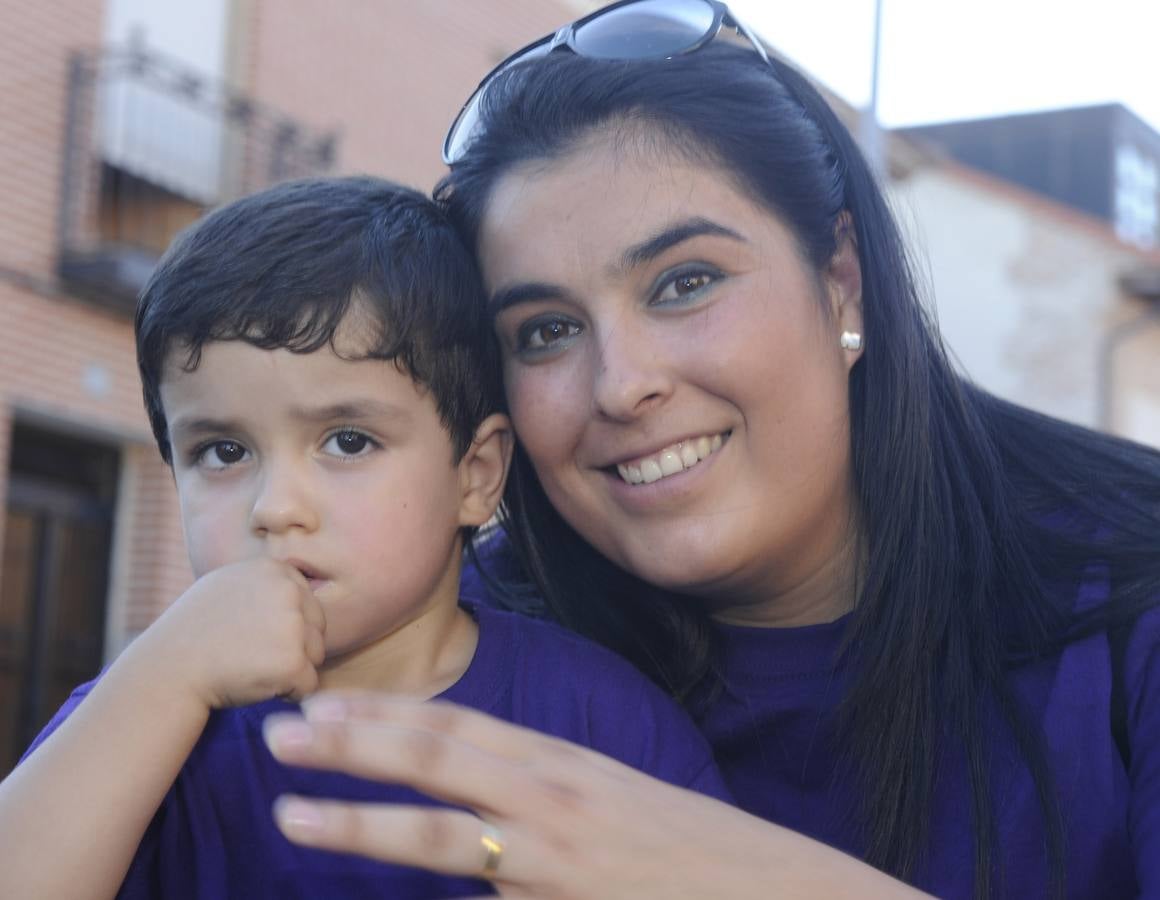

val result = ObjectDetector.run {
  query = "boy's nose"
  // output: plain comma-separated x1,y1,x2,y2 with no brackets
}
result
249,463,319,535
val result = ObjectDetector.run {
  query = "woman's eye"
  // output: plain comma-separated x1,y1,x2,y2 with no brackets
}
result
515,317,583,353
196,440,249,470
653,268,720,305
323,429,376,458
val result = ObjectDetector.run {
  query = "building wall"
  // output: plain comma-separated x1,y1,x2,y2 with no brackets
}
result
890,161,1160,447
902,105,1160,252
1,0,103,281
243,0,580,190
0,282,191,649
0,0,192,649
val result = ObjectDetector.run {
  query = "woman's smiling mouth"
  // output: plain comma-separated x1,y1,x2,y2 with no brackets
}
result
614,432,729,485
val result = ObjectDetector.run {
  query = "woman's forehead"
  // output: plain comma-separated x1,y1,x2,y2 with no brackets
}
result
476,135,792,281
487,122,720,203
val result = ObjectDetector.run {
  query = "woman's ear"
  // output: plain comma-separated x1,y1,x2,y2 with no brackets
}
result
825,212,864,369
457,413,514,527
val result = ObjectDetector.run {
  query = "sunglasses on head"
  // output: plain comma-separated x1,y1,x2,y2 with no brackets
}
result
442,0,771,165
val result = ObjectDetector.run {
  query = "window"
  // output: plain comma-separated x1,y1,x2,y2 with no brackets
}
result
100,0,231,202
1114,142,1159,249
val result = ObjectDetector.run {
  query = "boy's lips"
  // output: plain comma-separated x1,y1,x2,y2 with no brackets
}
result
282,558,330,589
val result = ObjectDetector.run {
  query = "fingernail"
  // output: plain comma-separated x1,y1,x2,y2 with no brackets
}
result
303,696,347,722
263,718,314,755
274,796,323,839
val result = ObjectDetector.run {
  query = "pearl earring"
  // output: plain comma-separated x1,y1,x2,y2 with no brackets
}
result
839,331,863,351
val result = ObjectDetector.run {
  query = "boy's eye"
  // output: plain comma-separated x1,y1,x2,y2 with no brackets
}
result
197,440,249,470
323,429,376,458
515,316,583,354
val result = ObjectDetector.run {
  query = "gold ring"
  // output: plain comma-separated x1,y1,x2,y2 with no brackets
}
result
479,822,504,878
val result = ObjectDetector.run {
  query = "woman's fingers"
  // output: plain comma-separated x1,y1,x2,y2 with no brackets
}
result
301,692,609,770
261,694,928,900
273,798,521,880
264,697,735,898
263,711,583,818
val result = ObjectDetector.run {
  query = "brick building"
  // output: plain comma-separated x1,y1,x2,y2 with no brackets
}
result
0,0,580,774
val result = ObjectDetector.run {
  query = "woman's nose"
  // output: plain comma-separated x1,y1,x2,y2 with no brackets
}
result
592,322,674,421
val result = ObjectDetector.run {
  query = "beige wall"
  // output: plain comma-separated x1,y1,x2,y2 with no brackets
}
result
0,0,104,281
890,161,1160,447
0,0,191,644
242,1,580,190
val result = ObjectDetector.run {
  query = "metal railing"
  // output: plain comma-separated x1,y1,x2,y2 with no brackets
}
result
57,42,338,311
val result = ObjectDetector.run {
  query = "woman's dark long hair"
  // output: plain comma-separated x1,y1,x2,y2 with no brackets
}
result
436,43,1160,898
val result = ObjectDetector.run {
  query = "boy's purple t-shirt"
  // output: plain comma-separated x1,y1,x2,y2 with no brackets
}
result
25,604,728,899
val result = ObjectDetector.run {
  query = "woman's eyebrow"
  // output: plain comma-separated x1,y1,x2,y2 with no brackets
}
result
617,217,746,273
488,218,745,313
489,282,566,314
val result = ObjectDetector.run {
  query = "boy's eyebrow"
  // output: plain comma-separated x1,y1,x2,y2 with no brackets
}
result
168,401,412,439
286,400,413,424
488,217,746,313
167,415,244,440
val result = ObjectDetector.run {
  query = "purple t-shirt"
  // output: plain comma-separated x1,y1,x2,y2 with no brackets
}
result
698,590,1159,899
25,604,728,899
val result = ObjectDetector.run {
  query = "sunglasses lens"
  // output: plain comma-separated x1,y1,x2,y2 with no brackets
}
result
444,42,553,163
444,1,737,163
573,0,716,59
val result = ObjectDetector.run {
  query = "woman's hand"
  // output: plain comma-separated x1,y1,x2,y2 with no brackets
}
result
263,693,928,899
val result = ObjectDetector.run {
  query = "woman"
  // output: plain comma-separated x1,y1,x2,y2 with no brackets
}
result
262,2,1160,896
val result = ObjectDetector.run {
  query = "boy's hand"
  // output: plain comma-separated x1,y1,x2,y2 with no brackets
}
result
136,558,326,712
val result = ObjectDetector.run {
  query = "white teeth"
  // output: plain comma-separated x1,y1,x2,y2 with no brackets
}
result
640,459,663,483
616,463,646,485
658,449,684,476
614,433,727,486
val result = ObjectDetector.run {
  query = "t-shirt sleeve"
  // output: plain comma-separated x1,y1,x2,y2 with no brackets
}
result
1125,605,1160,896
17,677,99,764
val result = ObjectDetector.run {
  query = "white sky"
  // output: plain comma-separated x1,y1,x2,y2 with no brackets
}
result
731,0,1160,133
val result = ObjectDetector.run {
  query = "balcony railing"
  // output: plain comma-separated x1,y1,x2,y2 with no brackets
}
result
57,43,338,312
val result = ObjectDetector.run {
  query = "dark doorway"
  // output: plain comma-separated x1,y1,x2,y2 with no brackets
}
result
0,423,119,776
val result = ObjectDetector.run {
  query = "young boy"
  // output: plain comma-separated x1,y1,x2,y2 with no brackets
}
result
0,177,726,899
